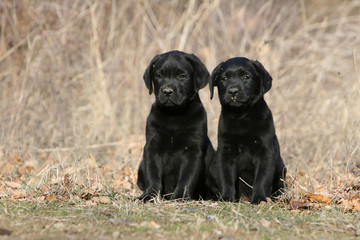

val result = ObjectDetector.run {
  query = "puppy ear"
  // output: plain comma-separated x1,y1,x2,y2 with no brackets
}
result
143,55,160,95
253,60,272,95
185,54,210,92
209,63,222,99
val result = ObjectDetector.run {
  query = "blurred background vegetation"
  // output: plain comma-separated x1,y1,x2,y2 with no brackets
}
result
0,0,359,183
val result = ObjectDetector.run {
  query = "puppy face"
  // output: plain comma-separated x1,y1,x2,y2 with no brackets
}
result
210,57,272,109
144,51,209,108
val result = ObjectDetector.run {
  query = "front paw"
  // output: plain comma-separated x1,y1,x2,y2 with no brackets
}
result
221,196,235,202
250,193,267,204
138,191,159,202
138,193,153,202
221,188,236,202
171,189,191,200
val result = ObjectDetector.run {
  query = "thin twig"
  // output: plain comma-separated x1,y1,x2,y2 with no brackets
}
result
30,142,123,152
239,177,253,189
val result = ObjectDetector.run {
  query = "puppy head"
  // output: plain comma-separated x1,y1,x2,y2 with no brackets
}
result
143,51,209,108
209,57,272,109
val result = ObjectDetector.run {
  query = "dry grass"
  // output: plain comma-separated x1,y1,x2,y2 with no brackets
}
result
0,0,360,238
1,199,359,239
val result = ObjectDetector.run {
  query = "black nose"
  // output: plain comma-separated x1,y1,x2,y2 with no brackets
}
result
227,87,239,96
163,88,174,96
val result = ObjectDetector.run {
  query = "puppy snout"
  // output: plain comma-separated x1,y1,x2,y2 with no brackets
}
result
227,87,239,96
162,87,174,96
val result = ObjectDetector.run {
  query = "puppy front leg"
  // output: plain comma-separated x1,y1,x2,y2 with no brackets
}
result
172,151,204,200
218,149,237,202
138,151,162,202
251,148,275,204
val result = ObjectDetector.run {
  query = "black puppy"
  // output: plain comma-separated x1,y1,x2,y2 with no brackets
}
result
207,57,286,204
137,51,214,202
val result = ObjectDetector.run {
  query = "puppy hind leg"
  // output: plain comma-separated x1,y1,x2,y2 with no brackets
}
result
270,166,287,200
137,161,146,191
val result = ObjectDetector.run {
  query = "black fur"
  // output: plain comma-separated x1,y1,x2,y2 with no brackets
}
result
207,57,286,204
137,51,215,202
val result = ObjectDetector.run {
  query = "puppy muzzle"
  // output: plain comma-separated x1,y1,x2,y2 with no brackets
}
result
225,86,249,103
157,86,181,107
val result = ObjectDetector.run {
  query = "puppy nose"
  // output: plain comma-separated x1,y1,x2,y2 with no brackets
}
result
163,88,174,96
227,87,239,96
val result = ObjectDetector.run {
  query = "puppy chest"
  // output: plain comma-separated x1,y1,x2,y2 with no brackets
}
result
152,134,200,153
221,143,252,157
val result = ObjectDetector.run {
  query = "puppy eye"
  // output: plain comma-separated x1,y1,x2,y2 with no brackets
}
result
221,76,227,81
155,72,162,79
242,75,250,81
178,73,187,79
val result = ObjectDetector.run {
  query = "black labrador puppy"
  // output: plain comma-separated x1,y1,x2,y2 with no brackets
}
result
137,50,214,202
207,57,286,204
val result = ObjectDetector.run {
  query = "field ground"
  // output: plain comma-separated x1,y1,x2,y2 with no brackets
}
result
1,199,360,239
0,150,359,239
1,0,360,239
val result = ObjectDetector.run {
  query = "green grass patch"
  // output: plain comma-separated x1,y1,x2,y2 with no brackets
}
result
0,199,358,239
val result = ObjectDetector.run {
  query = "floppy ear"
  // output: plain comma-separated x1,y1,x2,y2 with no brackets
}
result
143,55,161,95
209,63,223,99
185,54,210,92
252,60,272,95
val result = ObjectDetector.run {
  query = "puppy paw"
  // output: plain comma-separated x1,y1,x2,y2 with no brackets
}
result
250,194,267,204
138,192,156,203
171,192,191,201
220,190,236,202
220,195,236,202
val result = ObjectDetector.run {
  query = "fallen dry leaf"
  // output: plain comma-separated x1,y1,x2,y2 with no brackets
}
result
290,201,311,210
12,152,21,162
149,221,161,229
17,167,27,176
348,193,359,200
101,164,112,171
163,204,176,210
98,196,111,204
91,182,104,192
261,218,271,228
340,199,360,211
91,196,111,204
259,200,267,205
121,167,133,176
91,196,100,202
297,169,306,176
1,163,15,174
40,152,47,159
139,221,160,229
4,181,22,189
81,189,97,200
46,194,57,202
354,203,360,211
35,196,46,202
85,200,97,206
307,193,332,204
0,228,12,236
112,179,132,189
11,189,27,198
4,186,28,201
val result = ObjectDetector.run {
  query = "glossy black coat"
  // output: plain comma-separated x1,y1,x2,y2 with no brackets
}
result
137,51,214,201
207,57,286,204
